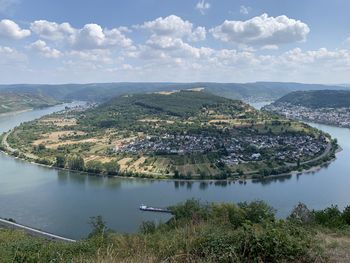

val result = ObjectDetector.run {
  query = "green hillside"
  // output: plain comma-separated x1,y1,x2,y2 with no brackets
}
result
274,90,350,108
0,92,58,114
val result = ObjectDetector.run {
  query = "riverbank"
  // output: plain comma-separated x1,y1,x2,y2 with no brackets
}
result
0,128,340,183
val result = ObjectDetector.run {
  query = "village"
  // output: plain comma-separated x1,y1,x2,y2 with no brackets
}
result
264,103,350,128
114,132,328,165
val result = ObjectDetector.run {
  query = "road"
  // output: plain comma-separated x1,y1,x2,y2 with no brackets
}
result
286,140,333,168
0,218,76,242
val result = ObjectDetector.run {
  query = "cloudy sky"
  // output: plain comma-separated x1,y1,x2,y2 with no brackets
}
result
0,0,350,84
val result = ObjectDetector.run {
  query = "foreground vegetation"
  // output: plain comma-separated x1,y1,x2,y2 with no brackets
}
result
2,200,350,262
0,90,337,179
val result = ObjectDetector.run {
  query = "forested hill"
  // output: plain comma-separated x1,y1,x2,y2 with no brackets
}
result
274,90,350,108
80,90,249,129
0,82,347,103
0,92,58,114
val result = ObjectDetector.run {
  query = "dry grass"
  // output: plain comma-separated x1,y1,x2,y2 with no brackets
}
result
317,231,350,263
40,117,77,127
32,131,86,146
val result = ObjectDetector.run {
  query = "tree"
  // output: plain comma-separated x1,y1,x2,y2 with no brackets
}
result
104,160,120,175
88,215,107,238
66,155,85,171
55,155,66,168
85,160,103,174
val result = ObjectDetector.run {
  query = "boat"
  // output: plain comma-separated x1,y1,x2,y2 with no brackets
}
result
139,204,172,213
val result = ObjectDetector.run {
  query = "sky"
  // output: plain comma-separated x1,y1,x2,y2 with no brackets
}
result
0,0,350,84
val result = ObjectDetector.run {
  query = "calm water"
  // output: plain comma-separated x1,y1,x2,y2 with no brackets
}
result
1,103,350,239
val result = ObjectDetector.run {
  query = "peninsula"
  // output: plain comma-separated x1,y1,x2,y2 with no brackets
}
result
0,90,337,179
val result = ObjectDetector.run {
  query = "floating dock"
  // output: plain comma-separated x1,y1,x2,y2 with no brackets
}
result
139,205,172,214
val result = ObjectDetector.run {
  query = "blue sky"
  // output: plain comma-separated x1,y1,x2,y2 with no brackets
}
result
0,0,350,84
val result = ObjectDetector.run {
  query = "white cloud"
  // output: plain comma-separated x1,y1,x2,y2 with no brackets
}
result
31,20,134,50
71,24,134,50
29,40,62,58
196,0,210,15
239,5,250,15
0,45,26,66
261,45,279,50
135,15,206,42
210,13,310,46
0,19,30,40
68,49,113,64
30,20,74,41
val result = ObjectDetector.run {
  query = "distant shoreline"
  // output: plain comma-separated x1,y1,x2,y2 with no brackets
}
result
0,109,32,117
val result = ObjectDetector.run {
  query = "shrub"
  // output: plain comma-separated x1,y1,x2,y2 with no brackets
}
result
313,205,345,228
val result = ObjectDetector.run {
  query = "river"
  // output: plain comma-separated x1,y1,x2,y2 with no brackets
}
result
1,102,350,239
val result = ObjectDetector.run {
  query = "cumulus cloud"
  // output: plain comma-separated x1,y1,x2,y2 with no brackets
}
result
29,40,62,58
30,20,74,41
196,0,210,15
30,20,134,50
239,5,250,15
210,13,310,46
135,15,206,41
71,24,134,50
0,19,30,40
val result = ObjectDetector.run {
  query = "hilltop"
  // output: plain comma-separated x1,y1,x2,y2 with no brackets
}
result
1,90,337,179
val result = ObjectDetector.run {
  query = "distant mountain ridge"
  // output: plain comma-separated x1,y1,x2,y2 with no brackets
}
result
0,82,348,103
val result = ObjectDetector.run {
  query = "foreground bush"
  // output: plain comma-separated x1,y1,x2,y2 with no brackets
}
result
0,200,329,262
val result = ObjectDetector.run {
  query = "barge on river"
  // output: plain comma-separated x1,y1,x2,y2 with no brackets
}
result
139,205,172,214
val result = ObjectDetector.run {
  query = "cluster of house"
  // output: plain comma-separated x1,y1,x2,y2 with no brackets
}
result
114,134,218,154
221,134,327,165
114,132,328,165
264,103,350,128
